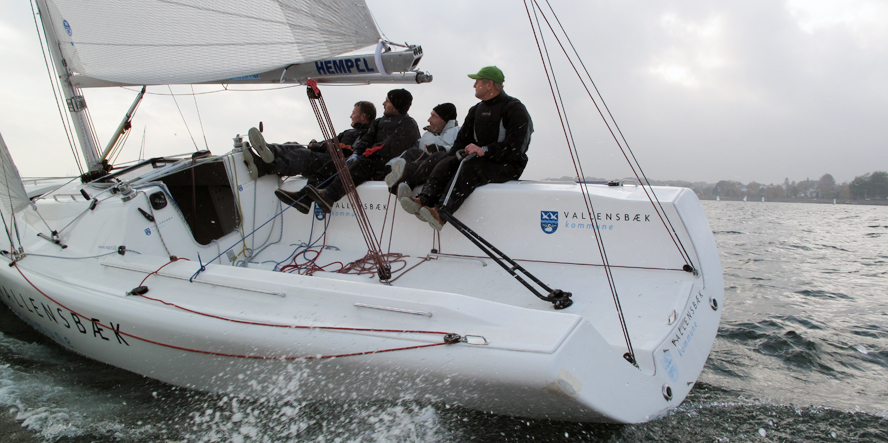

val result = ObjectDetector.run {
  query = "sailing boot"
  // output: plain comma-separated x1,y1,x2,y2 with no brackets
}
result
243,127,276,180
244,149,277,180
248,127,275,163
396,182,412,201
418,206,446,231
385,157,407,189
274,189,311,214
303,185,335,213
399,195,423,215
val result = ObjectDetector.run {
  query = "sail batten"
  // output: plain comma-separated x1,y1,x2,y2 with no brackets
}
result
44,0,381,86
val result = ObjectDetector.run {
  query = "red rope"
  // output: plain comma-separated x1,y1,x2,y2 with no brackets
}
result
386,256,430,284
13,262,457,360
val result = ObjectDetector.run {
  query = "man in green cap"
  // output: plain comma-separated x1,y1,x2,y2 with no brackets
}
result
400,66,533,230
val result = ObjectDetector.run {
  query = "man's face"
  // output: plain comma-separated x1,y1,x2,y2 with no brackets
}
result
474,79,492,100
350,105,365,126
382,96,398,116
427,110,446,133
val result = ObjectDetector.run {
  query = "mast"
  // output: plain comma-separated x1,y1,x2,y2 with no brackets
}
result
34,0,104,177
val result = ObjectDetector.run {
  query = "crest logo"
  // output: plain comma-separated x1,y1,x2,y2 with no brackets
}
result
144,228,151,236
540,211,558,234
313,203,326,221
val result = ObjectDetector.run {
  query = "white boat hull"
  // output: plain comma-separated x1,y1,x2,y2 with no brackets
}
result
0,151,723,423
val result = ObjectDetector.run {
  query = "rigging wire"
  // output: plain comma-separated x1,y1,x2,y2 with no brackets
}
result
524,0,636,364
533,0,696,270
139,127,146,161
119,82,378,100
106,92,146,165
167,85,201,152
109,128,131,165
191,85,210,151
365,4,389,42
121,85,303,96
30,0,84,175
82,93,102,164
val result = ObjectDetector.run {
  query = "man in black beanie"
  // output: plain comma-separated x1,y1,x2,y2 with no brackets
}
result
278,88,420,213
385,103,460,198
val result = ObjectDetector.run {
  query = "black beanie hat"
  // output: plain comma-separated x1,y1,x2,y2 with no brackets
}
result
387,89,413,115
433,103,457,122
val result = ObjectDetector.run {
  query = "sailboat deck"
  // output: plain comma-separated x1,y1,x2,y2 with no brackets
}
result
239,241,698,358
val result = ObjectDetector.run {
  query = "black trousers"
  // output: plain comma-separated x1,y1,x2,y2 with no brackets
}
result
321,156,390,202
268,144,338,188
418,155,523,213
398,151,450,191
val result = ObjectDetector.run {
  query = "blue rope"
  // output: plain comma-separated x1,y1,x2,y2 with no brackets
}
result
273,215,320,271
237,201,285,267
275,217,332,273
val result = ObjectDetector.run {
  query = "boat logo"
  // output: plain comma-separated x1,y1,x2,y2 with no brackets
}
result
63,20,72,37
144,228,151,236
540,211,558,234
313,203,325,221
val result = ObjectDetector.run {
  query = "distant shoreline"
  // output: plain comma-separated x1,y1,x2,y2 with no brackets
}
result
698,197,888,206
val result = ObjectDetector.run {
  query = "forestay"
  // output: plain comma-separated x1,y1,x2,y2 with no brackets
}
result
41,0,381,87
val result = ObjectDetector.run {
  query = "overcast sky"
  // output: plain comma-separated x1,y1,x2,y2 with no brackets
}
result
1,0,886,184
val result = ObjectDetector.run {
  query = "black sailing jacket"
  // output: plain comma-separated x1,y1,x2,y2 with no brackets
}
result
451,91,533,168
307,122,371,153
352,114,420,161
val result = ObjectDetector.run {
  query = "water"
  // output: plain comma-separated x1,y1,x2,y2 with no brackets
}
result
1,201,886,442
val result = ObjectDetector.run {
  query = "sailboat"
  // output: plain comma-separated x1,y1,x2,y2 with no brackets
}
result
0,0,722,423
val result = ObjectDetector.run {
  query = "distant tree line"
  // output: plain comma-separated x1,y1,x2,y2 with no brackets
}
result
849,172,888,200
553,171,888,203
661,171,888,202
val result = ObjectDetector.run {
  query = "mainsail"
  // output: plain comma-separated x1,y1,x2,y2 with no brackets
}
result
42,0,382,87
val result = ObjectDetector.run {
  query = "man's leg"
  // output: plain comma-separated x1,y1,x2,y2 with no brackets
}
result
416,155,460,207
268,146,313,176
442,162,523,213
407,152,450,188
385,148,427,189
305,157,383,212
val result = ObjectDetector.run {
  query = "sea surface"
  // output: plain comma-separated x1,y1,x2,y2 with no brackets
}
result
1,201,886,442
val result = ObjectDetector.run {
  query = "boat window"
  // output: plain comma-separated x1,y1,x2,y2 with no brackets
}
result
157,160,240,245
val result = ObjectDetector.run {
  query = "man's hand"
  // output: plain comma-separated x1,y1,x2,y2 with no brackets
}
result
465,143,485,157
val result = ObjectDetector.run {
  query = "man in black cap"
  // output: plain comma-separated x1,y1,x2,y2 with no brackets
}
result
385,103,460,197
401,66,532,230
278,88,420,213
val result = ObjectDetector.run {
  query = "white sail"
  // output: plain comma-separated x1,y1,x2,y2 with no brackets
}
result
0,134,30,220
42,0,381,87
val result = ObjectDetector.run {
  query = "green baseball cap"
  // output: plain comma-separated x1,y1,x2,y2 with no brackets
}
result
468,66,505,83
